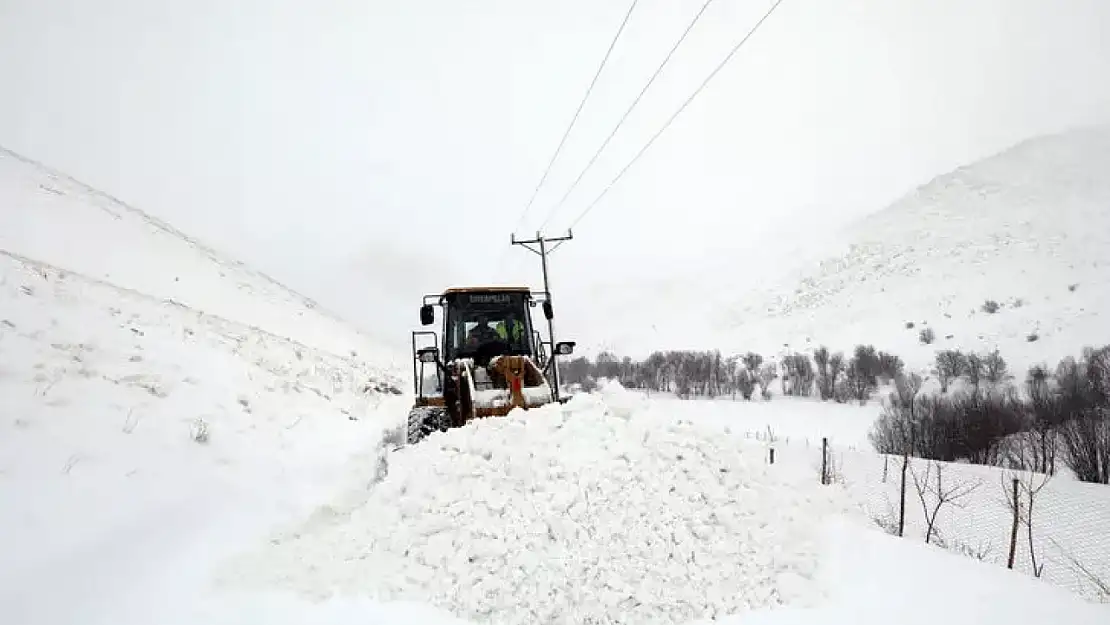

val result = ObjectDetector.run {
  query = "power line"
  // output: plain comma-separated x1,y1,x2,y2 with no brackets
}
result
562,0,787,232
536,0,719,233
510,0,641,236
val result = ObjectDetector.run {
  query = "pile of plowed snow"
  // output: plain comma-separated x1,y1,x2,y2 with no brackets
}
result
221,385,857,625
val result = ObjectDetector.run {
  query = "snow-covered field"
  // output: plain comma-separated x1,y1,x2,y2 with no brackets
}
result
629,391,878,449
637,390,1110,603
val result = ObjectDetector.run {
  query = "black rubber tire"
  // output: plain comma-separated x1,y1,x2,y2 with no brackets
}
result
406,406,451,445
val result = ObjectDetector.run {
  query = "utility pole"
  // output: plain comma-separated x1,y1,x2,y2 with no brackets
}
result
511,229,573,401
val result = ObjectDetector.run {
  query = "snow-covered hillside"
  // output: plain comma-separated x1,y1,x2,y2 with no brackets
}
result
0,250,408,623
0,147,410,624
721,125,1110,371
0,147,401,364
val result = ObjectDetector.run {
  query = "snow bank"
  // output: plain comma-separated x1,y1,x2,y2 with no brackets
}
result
699,517,1110,625
585,377,650,420
221,391,855,625
0,252,406,625
199,518,1110,625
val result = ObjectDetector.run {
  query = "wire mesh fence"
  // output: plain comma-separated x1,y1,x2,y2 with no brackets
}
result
733,427,1109,603
828,440,1109,602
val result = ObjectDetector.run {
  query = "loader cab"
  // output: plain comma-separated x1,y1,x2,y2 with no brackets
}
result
412,285,576,409
419,287,542,366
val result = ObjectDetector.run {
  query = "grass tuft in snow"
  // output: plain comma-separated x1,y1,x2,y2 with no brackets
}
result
191,417,210,444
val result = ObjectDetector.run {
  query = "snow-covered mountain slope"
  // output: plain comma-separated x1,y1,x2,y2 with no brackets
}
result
720,124,1110,370
0,250,409,625
0,146,400,364
0,147,414,624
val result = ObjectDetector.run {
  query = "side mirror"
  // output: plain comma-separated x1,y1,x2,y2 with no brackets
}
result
417,346,439,363
554,341,575,356
420,304,434,326
543,301,553,320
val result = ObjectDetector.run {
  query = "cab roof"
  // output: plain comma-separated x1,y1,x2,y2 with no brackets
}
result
442,286,531,295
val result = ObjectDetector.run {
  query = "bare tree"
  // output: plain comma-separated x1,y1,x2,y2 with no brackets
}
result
870,372,925,452
814,346,832,400
853,344,881,386
895,372,924,405
781,353,815,397
983,349,1008,385
742,351,763,378
1023,364,1063,474
910,459,982,544
737,368,756,400
829,352,846,400
813,347,848,401
877,351,905,383
1002,470,1052,577
844,356,875,403
1058,410,1110,483
1088,346,1110,401
725,354,740,399
1056,347,1110,484
965,352,985,393
758,363,777,400
936,350,967,393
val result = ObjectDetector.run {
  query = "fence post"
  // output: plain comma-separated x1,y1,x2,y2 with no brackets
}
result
769,447,775,465
821,437,829,485
898,449,909,537
882,455,889,483
1007,477,1020,569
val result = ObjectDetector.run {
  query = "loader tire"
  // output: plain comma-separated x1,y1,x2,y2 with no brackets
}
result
406,406,450,445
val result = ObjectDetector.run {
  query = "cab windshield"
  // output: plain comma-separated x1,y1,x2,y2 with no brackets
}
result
445,292,532,360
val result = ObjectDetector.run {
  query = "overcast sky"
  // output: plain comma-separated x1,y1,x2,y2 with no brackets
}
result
2,0,1108,355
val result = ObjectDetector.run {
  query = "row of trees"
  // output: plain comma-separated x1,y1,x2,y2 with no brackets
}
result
559,344,907,404
559,350,778,400
558,343,1110,485
871,346,1110,484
